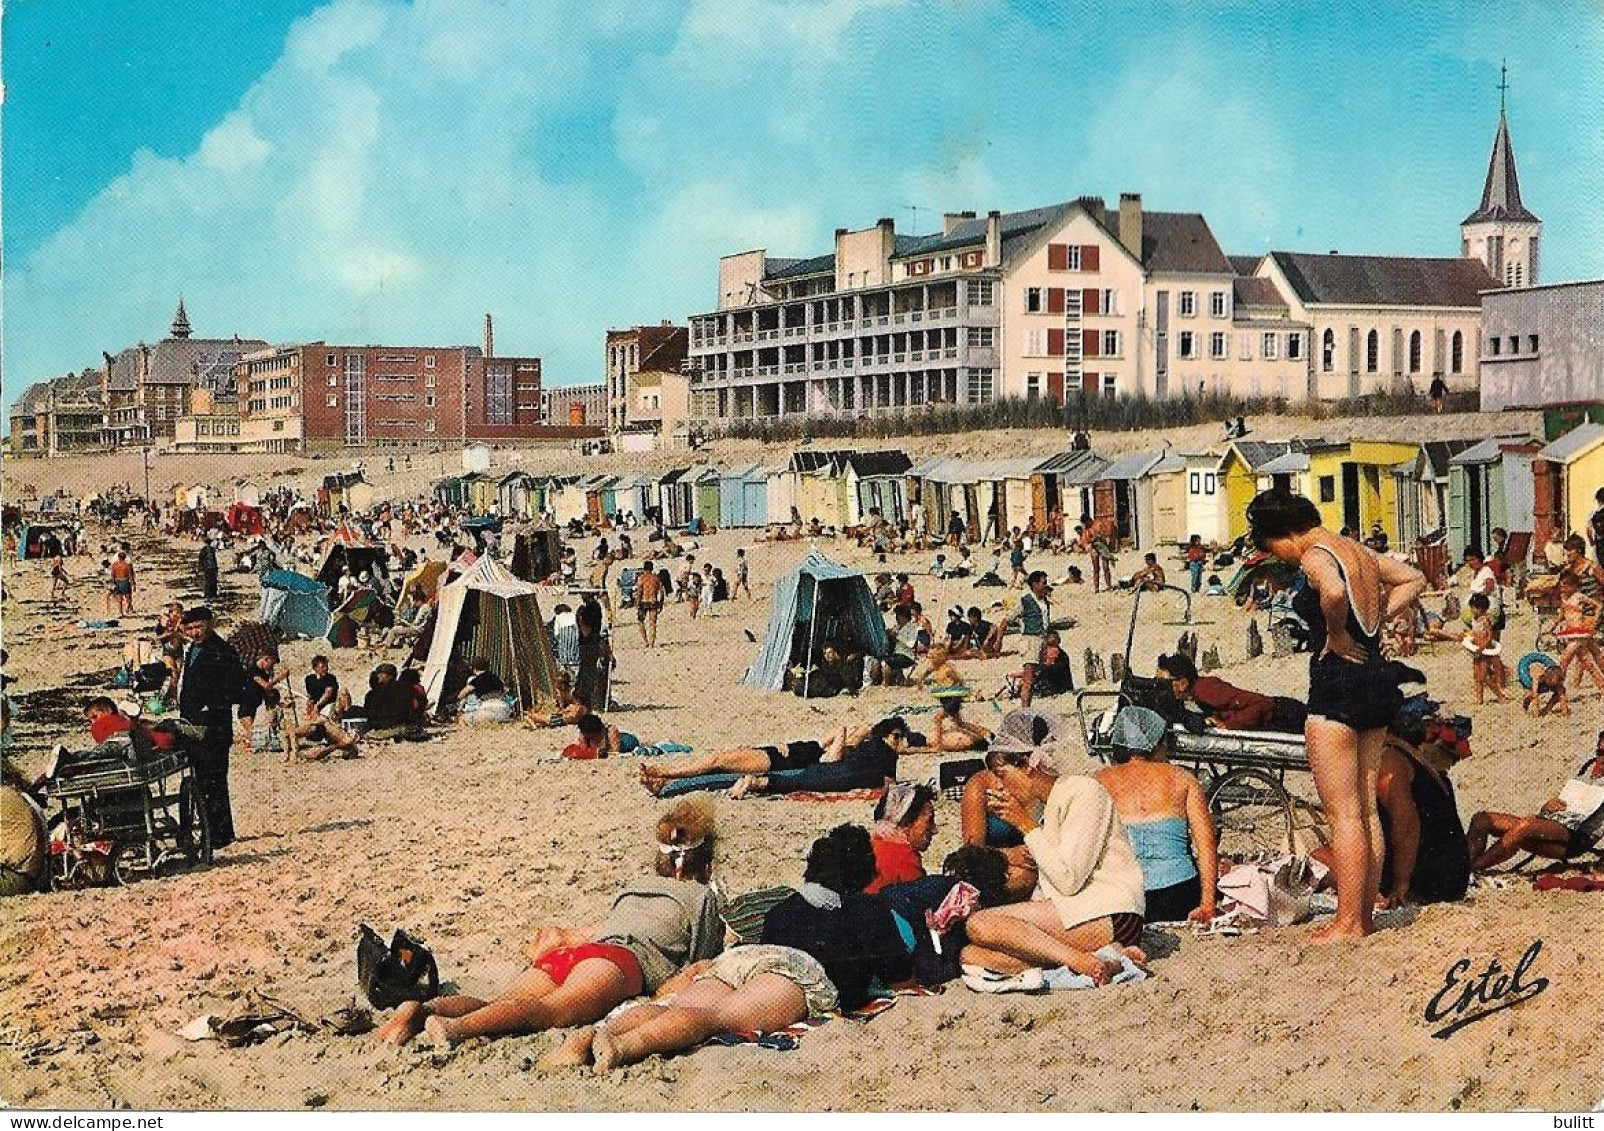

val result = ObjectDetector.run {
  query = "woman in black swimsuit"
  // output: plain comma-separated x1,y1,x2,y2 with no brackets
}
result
1246,490,1426,941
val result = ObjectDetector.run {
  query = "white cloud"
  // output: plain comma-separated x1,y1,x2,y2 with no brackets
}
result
198,112,272,171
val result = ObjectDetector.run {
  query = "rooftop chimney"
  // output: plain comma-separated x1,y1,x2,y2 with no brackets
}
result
1118,193,1143,261
484,313,494,358
985,210,1002,267
942,211,975,235
878,216,896,262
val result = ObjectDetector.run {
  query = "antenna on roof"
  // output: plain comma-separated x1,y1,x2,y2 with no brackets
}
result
904,204,931,232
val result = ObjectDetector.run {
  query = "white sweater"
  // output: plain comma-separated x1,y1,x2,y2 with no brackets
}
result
1024,775,1147,926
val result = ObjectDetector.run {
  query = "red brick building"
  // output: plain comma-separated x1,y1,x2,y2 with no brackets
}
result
238,340,553,452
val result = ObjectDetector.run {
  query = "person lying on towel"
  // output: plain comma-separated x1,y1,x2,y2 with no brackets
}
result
635,715,923,795
1157,653,1306,734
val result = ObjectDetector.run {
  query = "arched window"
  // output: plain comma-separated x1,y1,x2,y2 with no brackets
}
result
1365,329,1379,373
1451,331,1464,374
1322,329,1335,372
1408,330,1422,373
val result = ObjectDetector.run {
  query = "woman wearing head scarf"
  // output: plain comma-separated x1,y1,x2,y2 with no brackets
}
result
375,800,724,1050
1094,706,1217,924
1246,489,1426,941
961,711,1147,985
867,782,938,892
581,824,909,1072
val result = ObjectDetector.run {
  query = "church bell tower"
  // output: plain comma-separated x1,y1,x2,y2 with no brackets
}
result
1461,64,1541,288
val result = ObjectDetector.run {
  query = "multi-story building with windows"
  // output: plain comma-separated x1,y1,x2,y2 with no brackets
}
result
541,383,607,427
685,194,1289,424
99,300,266,445
233,339,544,452
605,322,687,433
683,106,1533,422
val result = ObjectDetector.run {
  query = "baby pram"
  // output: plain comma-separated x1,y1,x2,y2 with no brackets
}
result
1075,585,1312,859
45,729,211,888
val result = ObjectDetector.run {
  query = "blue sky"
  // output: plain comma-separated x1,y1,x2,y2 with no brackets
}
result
5,0,1601,404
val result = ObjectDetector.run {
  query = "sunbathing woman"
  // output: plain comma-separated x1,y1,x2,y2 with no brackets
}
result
638,720,876,794
374,799,724,1049
867,782,938,892
961,731,1147,985
1092,706,1217,924
581,823,910,1071
931,688,990,752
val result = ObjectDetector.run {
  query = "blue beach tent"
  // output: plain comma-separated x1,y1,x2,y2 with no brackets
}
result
741,550,889,692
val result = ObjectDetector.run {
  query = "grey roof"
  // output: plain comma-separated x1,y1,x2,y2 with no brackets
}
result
1229,438,1324,470
1258,452,1311,475
1268,251,1498,308
1228,254,1263,275
1449,434,1537,465
1059,453,1111,486
105,347,141,392
1151,453,1188,474
790,449,856,473
764,253,835,281
1097,452,1165,481
971,456,1053,480
845,450,913,478
1539,422,1604,464
901,203,1065,259
1463,113,1539,225
755,198,1233,286
1091,207,1233,275
1233,275,1287,310
657,467,690,485
1423,439,1480,479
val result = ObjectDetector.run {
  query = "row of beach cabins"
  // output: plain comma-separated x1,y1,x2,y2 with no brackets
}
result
431,421,1604,571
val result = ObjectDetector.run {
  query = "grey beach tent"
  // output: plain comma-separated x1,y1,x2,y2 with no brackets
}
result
741,550,889,693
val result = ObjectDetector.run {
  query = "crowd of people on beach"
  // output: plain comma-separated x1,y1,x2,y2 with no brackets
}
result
5,471,1604,1077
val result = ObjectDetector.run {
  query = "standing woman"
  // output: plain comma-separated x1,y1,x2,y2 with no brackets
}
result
1246,490,1425,941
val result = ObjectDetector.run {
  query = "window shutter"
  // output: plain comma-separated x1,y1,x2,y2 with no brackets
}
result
1082,245,1100,271
1048,244,1068,271
1047,288,1065,313
1047,328,1065,356
1083,329,1101,358
1082,288,1100,315
1047,372,1065,404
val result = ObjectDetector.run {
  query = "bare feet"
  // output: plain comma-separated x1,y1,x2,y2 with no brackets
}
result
591,1027,635,1072
1308,921,1371,943
727,775,766,800
538,1028,595,1070
420,1015,459,1050
374,1000,426,1046
638,765,665,796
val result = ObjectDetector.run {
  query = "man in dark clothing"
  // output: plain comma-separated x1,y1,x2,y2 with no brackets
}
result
1590,488,1604,570
1158,653,1305,734
198,537,220,600
176,607,244,848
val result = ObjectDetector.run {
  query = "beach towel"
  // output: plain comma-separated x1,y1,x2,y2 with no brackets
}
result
656,773,885,802
720,886,798,945
701,993,910,1052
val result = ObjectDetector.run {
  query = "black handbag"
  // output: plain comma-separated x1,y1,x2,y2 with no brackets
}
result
356,924,440,1009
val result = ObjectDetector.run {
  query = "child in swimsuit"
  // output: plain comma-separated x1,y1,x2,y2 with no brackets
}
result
1465,593,1505,704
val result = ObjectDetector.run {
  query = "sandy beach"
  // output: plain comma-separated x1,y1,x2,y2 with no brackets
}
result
2,409,1600,1112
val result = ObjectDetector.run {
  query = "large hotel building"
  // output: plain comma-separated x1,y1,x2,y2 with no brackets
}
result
685,112,1530,426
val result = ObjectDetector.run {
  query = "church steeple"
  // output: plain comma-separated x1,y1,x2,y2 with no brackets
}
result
1460,66,1541,288
1462,111,1538,226
170,297,192,339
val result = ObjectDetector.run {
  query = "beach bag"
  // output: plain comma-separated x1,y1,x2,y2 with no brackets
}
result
356,925,440,1009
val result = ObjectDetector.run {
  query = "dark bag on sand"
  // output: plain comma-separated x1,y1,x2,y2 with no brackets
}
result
356,925,440,1009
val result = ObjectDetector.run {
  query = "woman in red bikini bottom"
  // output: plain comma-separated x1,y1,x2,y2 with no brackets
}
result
376,799,725,1049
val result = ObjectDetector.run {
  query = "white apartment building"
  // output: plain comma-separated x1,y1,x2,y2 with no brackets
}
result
686,193,1316,425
